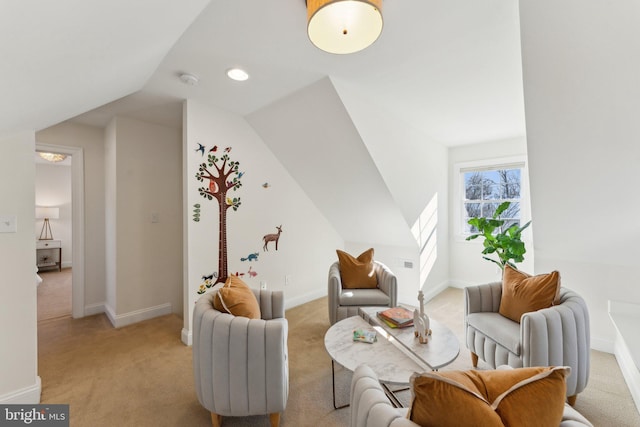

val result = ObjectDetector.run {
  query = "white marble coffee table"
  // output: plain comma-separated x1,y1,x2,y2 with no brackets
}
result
324,308,459,408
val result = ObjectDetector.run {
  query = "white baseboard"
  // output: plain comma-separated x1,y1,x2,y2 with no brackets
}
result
181,328,192,346
84,302,105,316
423,280,452,302
614,334,640,415
591,337,615,354
447,280,469,289
105,303,172,328
609,300,640,414
0,377,41,404
284,288,326,310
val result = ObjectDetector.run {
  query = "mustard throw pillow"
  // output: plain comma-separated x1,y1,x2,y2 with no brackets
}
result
408,366,569,427
499,265,561,323
213,275,261,319
336,248,378,289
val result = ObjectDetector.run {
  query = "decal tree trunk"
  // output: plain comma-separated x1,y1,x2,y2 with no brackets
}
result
195,151,242,285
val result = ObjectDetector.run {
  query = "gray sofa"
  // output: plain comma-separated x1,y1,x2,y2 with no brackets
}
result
192,289,288,427
328,260,397,325
465,282,590,405
349,364,593,427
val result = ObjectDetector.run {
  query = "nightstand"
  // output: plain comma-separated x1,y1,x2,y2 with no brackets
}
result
37,239,62,272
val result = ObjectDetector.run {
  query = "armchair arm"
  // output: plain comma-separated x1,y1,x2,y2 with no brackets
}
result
192,293,289,416
464,282,502,316
375,262,398,308
328,262,342,325
520,288,590,397
253,289,285,320
350,364,417,427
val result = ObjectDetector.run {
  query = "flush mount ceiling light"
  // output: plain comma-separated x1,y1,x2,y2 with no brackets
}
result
179,73,199,86
226,68,249,81
307,0,383,54
38,152,67,163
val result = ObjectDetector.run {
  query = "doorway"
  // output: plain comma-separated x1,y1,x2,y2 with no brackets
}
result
35,143,85,319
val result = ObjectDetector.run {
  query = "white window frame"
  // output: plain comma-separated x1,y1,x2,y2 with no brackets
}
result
453,156,531,241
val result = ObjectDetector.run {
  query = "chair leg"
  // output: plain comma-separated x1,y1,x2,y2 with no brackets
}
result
210,412,222,427
567,395,577,407
470,352,479,367
269,412,280,427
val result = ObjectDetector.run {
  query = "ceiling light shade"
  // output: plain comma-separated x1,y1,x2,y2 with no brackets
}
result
307,0,383,54
38,152,67,162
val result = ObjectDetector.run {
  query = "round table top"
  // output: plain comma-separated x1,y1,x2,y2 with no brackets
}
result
324,311,459,384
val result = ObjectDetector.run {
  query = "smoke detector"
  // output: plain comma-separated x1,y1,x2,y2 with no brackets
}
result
179,73,199,86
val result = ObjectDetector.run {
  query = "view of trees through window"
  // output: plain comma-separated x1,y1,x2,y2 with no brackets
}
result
463,167,522,233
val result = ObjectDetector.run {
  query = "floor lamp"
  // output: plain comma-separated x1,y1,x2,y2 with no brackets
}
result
36,207,59,240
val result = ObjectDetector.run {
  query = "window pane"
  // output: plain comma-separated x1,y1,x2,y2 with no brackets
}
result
482,203,498,218
502,219,521,231
465,184,482,200
483,183,497,200
497,169,521,199
464,172,484,200
459,162,525,235
501,202,520,219
465,202,481,219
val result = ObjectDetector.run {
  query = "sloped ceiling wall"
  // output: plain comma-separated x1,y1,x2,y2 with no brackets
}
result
0,0,209,134
247,77,416,248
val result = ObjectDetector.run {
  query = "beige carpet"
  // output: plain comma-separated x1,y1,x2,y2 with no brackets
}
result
37,287,640,426
37,268,72,321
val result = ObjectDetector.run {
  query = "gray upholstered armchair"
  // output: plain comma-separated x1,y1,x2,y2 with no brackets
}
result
192,289,288,427
328,261,397,325
349,364,593,427
464,282,590,405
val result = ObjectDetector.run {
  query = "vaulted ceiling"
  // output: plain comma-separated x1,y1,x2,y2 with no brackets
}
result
2,0,525,147
3,0,526,247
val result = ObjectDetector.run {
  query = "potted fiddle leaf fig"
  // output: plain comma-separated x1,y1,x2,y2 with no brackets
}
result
466,201,531,270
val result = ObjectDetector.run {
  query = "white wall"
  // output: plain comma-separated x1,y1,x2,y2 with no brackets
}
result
108,117,183,322
333,77,450,305
448,137,533,286
104,120,117,314
520,0,640,351
35,163,72,267
183,99,343,343
36,122,106,310
0,131,40,403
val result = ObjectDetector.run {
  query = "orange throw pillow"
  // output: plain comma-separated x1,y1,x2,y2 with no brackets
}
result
336,248,378,289
408,366,569,427
498,265,561,323
213,275,261,319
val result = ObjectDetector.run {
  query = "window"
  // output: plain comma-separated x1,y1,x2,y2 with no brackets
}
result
454,157,527,236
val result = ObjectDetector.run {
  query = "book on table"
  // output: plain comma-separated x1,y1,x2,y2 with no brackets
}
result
377,306,414,328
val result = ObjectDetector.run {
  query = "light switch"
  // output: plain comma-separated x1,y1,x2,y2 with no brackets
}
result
0,215,17,233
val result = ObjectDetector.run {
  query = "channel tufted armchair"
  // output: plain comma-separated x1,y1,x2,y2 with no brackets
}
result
465,282,590,405
192,289,288,427
328,260,397,325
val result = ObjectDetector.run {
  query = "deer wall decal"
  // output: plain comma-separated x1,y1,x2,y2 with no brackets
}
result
262,225,283,251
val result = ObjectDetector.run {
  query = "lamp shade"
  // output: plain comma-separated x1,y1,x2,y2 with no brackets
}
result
307,0,383,54
36,207,59,219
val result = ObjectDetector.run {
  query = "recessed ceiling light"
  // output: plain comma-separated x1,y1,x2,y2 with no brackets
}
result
180,73,199,86
227,68,249,82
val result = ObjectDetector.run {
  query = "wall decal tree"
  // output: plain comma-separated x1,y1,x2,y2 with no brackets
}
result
195,149,242,285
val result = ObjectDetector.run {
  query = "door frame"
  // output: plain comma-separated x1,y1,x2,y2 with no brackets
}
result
36,142,85,318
